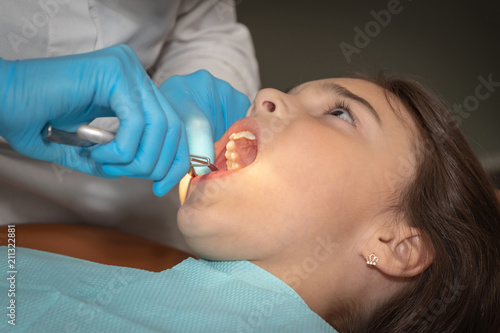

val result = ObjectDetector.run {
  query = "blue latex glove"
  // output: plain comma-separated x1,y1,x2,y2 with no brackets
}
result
0,44,189,196
159,70,251,174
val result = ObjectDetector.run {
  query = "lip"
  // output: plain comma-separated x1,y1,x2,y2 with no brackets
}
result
190,117,261,185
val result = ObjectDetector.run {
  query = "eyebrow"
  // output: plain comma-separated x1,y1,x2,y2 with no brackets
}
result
286,82,382,125
319,82,382,125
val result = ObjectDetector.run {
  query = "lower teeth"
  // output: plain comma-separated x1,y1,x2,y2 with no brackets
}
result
227,161,241,171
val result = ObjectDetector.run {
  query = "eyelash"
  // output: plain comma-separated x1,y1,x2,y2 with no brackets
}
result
324,100,357,126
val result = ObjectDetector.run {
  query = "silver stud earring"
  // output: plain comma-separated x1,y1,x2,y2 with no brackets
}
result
367,253,379,266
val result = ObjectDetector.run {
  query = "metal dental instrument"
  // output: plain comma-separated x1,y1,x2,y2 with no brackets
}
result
44,124,218,176
44,124,115,147
188,154,218,177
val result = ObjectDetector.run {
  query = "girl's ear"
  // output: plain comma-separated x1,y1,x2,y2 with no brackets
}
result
362,225,434,278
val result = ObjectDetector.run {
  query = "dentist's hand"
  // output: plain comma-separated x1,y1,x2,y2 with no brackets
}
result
0,44,189,195
159,70,251,174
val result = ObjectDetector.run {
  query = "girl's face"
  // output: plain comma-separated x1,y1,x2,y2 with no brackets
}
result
178,78,416,263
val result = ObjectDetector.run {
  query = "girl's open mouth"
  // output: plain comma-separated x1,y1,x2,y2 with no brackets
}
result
179,118,261,204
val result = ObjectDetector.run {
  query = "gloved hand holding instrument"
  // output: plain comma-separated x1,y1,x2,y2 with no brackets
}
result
0,44,189,197
1,45,249,196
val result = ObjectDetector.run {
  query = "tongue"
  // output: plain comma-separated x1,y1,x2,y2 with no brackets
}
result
233,138,258,168
215,138,257,171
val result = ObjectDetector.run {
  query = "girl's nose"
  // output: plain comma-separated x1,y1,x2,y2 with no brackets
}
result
251,88,290,119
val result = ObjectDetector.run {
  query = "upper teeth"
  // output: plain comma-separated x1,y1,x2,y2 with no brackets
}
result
229,131,256,141
225,131,256,171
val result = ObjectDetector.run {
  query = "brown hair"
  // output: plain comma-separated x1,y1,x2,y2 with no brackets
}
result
345,74,500,332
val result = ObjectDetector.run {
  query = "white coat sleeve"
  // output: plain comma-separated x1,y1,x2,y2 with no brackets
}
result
150,0,260,99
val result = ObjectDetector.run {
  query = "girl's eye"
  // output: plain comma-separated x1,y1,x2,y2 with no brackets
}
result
327,108,356,126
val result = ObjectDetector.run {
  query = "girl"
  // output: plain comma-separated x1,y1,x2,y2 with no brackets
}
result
178,74,500,332
1,74,499,332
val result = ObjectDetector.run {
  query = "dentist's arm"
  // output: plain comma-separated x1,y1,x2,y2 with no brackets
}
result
0,44,189,195
151,0,260,98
